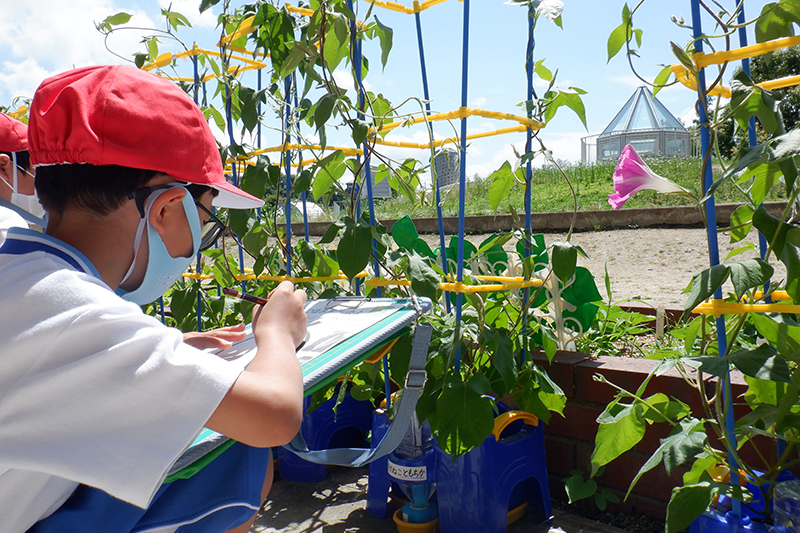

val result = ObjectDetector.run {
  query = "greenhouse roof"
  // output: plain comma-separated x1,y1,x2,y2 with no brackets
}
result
600,86,687,135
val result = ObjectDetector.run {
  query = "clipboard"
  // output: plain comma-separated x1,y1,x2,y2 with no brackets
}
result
166,297,432,481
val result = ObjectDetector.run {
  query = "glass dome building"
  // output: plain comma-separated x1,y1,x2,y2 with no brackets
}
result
596,86,690,161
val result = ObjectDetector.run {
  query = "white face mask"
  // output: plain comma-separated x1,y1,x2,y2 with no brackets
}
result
7,153,45,220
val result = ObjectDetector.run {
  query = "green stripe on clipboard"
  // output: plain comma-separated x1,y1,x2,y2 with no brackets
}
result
300,308,417,377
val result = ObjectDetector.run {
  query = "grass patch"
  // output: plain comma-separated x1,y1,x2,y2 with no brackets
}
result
366,156,786,220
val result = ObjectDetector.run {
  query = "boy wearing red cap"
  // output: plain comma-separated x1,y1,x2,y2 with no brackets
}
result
0,113,45,241
0,65,306,532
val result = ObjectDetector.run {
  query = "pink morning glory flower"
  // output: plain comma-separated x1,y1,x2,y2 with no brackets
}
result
608,145,693,209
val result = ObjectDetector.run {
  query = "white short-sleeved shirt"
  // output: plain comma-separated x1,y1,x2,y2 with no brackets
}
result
0,228,243,532
0,205,27,245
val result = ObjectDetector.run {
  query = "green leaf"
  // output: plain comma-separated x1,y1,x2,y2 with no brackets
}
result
240,155,269,199
782,243,800,302
227,208,254,239
752,206,800,257
412,238,435,259
728,344,793,383
729,258,773,300
756,1,800,42
709,128,800,200
294,169,312,195
661,418,707,474
666,483,714,533
489,329,517,391
199,0,221,13
607,21,628,63
561,267,603,304
350,118,370,146
563,302,600,333
564,472,597,503
319,220,343,245
170,284,197,324
684,316,704,353
323,22,348,72
561,89,588,129
652,64,674,96
373,16,393,71
103,12,132,27
487,161,515,212
238,86,267,133
312,150,346,199
436,375,495,457
337,217,372,280
681,355,730,378
552,241,578,283
730,70,781,135
591,404,646,476
407,253,440,301
729,204,754,244
241,225,268,256
752,313,800,362
534,59,553,81
392,215,419,250
683,264,730,313
314,93,338,131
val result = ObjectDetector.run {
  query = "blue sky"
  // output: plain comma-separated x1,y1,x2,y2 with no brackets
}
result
0,0,770,178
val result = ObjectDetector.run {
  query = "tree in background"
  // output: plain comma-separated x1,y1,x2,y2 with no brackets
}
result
717,45,800,159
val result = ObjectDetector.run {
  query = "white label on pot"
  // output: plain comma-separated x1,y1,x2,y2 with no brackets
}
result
387,460,428,482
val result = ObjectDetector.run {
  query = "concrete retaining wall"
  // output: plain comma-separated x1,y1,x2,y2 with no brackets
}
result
292,202,788,236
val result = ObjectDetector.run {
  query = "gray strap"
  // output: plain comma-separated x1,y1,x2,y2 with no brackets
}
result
282,324,432,467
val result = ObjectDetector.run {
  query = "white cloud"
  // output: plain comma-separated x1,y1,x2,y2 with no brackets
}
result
470,96,487,107
0,0,157,102
676,105,698,128
606,74,647,91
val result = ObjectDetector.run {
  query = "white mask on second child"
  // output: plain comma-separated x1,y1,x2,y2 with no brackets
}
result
9,153,45,220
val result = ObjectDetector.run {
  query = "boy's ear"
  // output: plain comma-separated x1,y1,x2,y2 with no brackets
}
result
0,154,11,182
147,187,188,234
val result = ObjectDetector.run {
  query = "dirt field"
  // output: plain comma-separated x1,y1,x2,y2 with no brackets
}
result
420,227,785,308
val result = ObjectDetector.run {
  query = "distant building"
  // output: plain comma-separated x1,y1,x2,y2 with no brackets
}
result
583,86,690,163
345,166,392,199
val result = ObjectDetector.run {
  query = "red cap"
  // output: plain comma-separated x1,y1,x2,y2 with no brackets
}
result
28,65,262,209
0,113,28,153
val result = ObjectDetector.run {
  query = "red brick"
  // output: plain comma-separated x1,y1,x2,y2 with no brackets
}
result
544,436,576,476
529,350,592,398
546,402,603,443
575,443,680,502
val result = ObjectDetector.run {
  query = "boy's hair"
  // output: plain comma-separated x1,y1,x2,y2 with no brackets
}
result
36,164,216,216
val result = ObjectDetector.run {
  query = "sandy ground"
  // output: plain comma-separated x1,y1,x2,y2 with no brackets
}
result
415,227,786,308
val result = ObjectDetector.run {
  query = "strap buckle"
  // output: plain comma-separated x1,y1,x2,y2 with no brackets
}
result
404,369,428,391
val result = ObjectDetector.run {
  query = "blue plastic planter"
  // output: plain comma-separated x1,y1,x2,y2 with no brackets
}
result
277,385,374,483
434,409,552,533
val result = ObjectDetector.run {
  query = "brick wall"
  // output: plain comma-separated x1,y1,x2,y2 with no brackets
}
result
530,350,757,520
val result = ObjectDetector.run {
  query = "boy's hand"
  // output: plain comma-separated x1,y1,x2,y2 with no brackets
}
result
183,323,247,351
252,281,307,348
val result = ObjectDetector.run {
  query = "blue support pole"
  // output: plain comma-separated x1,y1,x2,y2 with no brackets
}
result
415,10,450,313
454,0,471,373
521,1,535,366
283,75,294,276
257,69,263,149
193,53,203,331
347,0,363,296
293,73,310,242
690,0,740,516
